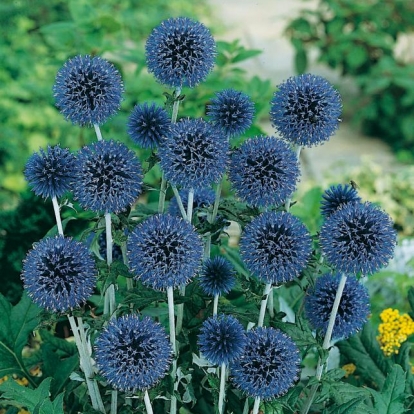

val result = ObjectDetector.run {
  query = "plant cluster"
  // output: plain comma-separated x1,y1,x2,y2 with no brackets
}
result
0,12,412,414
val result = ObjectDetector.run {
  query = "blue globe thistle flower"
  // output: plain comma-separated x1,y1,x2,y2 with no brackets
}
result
228,136,300,208
198,315,246,366
321,184,361,219
145,17,216,88
95,315,172,392
24,145,76,199
73,140,143,214
158,118,228,189
231,327,301,400
199,256,236,297
53,55,123,126
207,89,255,138
320,202,397,275
127,214,203,290
168,188,215,218
98,231,123,262
270,74,342,147
305,273,370,340
127,102,171,149
22,236,96,313
240,211,312,285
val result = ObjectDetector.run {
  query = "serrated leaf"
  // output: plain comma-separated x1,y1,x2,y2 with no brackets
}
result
0,292,41,378
336,323,392,389
0,377,63,413
369,365,406,414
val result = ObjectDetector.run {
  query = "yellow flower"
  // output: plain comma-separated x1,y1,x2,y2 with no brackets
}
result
342,363,357,377
377,308,414,356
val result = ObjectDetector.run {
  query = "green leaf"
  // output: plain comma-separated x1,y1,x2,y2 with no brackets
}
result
231,48,262,64
0,292,41,379
336,323,393,389
295,47,308,74
325,397,368,414
0,377,64,414
369,365,406,414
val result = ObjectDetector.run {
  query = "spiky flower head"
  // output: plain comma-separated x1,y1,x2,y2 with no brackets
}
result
228,136,300,208
53,55,123,126
158,118,228,189
127,102,171,149
98,231,123,262
145,17,216,88
95,315,172,392
207,89,255,138
198,315,246,366
24,145,76,199
305,273,370,340
231,327,300,400
321,184,361,219
168,188,215,218
73,140,142,214
320,202,397,275
22,236,96,313
270,74,342,147
127,214,203,290
240,211,312,285
199,256,236,297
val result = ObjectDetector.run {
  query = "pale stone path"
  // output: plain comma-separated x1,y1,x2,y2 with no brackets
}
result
207,0,397,182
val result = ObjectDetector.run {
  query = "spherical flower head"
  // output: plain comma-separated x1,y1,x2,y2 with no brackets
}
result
53,55,123,126
24,145,76,199
320,202,397,275
231,327,301,400
73,139,143,214
199,256,236,296
207,89,255,138
168,188,215,217
240,211,312,285
228,136,300,208
95,315,172,392
270,74,342,147
305,273,370,340
22,236,96,312
127,102,171,149
145,17,216,88
127,214,203,290
158,118,228,189
321,184,361,219
198,315,246,366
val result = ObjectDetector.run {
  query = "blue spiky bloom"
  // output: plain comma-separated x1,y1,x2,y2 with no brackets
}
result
98,231,123,262
24,145,76,199
240,211,312,285
168,188,215,218
73,140,142,214
158,118,228,189
145,17,216,88
207,89,255,138
228,136,300,208
22,236,96,313
305,273,370,340
53,55,123,126
199,256,236,297
231,327,300,400
321,184,361,219
95,315,172,392
320,202,397,275
127,214,203,290
127,102,171,149
270,74,342,147
198,315,246,366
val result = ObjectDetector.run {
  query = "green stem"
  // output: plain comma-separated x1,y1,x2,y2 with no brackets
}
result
211,181,222,222
300,274,348,414
51,196,63,236
158,172,167,214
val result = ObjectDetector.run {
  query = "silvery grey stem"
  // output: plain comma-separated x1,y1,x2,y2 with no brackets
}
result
258,283,272,327
218,362,227,414
51,196,63,236
93,124,103,141
104,212,116,319
171,185,187,220
300,274,348,414
284,145,302,212
213,294,219,317
167,286,178,414
187,188,194,223
143,390,154,414
252,397,261,414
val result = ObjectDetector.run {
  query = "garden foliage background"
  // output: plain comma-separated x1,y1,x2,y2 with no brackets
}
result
1,0,414,412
